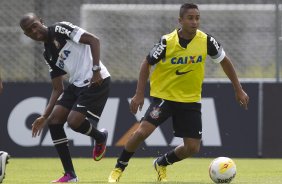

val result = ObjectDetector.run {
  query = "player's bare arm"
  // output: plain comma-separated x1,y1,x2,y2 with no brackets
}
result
220,56,249,110
32,76,64,137
79,32,103,86
44,75,64,118
130,58,150,114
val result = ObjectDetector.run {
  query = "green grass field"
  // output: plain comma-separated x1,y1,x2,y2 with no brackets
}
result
3,158,282,184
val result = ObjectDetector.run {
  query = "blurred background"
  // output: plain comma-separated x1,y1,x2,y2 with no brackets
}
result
0,0,281,82
0,0,282,158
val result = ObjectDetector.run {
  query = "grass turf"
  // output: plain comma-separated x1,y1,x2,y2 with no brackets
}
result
3,158,282,183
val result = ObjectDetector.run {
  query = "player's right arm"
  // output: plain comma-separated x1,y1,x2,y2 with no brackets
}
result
43,76,64,119
130,37,166,114
32,76,64,137
32,49,65,137
130,58,150,114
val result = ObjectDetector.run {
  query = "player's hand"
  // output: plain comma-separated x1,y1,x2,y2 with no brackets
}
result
32,116,46,137
235,89,249,110
130,94,144,114
89,71,103,87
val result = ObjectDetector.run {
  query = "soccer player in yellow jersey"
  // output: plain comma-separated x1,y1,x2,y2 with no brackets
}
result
108,3,249,182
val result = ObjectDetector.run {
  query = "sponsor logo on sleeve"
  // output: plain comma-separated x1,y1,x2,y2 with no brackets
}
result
210,37,220,51
152,37,166,60
55,25,71,37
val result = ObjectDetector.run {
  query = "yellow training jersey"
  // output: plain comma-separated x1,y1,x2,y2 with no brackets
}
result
150,29,208,102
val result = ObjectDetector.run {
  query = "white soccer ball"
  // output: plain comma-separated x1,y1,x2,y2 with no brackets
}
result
209,157,237,184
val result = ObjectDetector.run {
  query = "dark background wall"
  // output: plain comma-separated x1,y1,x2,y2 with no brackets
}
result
2,82,277,158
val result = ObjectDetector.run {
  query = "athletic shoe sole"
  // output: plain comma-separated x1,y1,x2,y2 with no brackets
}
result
0,151,10,183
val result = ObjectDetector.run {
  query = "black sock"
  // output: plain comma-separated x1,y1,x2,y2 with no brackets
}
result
115,149,135,171
48,124,75,175
73,119,105,143
157,150,182,166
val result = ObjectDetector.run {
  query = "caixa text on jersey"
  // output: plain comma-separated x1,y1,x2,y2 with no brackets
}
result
170,55,203,64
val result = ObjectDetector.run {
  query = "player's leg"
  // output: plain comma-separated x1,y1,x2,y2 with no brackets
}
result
109,98,171,182
117,120,156,168
67,77,110,161
48,84,79,183
154,138,201,182
154,102,202,182
47,105,78,183
108,120,156,183
174,137,201,158
0,151,10,183
67,111,108,161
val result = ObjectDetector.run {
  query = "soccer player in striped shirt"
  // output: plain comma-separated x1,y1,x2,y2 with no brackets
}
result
20,13,111,183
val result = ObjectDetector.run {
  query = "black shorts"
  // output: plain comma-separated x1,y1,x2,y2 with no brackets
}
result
56,77,110,121
143,97,202,139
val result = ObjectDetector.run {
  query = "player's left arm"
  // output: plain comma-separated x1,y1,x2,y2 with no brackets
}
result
207,34,249,110
79,32,103,86
220,56,249,110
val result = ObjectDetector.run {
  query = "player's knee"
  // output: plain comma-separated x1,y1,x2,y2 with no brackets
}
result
132,129,149,141
67,114,86,130
66,122,75,130
46,116,61,125
66,120,77,130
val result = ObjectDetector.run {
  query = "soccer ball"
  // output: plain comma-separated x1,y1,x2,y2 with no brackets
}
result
209,157,236,184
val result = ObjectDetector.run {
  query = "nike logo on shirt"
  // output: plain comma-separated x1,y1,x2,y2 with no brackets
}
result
175,70,193,75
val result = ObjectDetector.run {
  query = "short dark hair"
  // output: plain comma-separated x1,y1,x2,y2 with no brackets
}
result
179,3,199,17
